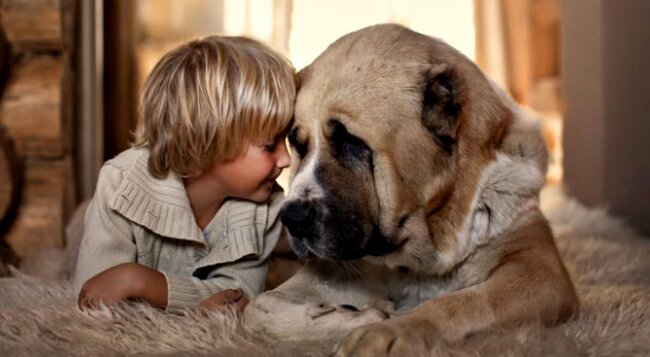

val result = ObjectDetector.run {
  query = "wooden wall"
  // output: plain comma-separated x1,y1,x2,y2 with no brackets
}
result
0,0,76,260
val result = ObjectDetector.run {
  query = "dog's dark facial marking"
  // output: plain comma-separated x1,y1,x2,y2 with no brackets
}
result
311,165,371,260
288,125,308,159
327,119,373,169
422,69,462,154
283,121,396,261
365,225,401,257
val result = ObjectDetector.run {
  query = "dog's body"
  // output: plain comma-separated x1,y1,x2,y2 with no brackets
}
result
245,24,578,355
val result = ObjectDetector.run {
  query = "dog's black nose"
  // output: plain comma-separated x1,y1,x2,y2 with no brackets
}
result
281,200,315,237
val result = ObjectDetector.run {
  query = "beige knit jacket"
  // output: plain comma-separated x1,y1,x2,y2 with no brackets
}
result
73,147,284,312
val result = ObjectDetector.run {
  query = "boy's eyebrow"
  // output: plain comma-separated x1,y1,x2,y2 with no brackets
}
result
269,127,290,142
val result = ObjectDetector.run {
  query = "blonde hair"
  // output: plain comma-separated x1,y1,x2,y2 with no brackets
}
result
134,36,296,178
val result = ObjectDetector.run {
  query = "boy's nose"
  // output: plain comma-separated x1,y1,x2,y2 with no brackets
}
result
276,140,291,169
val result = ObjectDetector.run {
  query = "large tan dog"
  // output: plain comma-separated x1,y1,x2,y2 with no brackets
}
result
244,24,578,356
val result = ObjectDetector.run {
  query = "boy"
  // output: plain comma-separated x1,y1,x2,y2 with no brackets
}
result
74,36,295,313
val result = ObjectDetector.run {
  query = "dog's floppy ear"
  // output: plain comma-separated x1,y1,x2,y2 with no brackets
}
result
421,65,463,154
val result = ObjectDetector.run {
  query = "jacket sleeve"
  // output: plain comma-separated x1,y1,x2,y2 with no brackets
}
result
72,163,135,297
163,189,285,312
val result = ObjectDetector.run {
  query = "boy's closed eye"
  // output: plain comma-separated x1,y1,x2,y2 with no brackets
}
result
262,133,288,153
264,141,278,152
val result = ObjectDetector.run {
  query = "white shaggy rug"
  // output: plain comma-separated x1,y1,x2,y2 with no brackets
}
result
1,186,649,356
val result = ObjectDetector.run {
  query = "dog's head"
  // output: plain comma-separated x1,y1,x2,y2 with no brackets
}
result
282,24,547,269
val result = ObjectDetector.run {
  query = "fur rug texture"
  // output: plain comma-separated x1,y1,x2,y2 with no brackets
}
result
1,186,649,356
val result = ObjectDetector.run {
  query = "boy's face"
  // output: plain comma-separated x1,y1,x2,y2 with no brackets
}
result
208,134,290,202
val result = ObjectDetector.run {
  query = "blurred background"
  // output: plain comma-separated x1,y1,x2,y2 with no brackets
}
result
0,0,648,268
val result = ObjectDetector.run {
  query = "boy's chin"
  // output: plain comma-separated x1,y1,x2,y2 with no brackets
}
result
235,182,276,203
246,195,269,203
244,189,273,203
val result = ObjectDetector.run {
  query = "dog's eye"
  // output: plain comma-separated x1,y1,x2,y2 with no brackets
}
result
328,119,372,167
288,126,308,158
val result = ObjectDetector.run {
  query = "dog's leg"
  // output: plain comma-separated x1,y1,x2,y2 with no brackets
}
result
244,260,393,341
333,219,578,356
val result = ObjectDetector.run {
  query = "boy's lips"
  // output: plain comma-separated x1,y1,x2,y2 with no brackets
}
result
267,171,282,181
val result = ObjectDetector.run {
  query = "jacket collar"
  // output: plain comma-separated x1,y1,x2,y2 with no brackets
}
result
108,150,206,244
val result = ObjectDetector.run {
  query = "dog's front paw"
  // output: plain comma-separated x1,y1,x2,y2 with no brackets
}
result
306,303,337,318
333,318,432,357
245,295,391,342
308,303,389,324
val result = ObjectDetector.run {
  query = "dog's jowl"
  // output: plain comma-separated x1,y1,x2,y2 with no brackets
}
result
245,24,578,357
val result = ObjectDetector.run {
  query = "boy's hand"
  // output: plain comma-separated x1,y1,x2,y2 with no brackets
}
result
78,263,167,309
198,289,249,313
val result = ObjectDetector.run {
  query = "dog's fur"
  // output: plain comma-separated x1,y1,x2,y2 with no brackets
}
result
244,24,578,356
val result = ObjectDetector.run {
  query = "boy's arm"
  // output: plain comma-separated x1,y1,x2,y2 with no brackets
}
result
74,165,167,308
78,262,168,308
74,164,137,300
